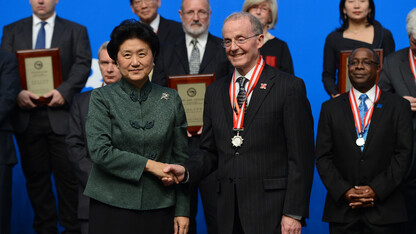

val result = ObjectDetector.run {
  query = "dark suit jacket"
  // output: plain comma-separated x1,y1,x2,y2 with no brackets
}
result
378,48,416,174
316,91,412,225
157,16,183,46
66,91,92,219
152,33,232,86
1,15,92,135
0,50,21,165
186,65,315,233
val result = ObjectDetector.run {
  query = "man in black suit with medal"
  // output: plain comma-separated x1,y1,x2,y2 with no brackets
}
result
163,12,315,234
316,47,413,234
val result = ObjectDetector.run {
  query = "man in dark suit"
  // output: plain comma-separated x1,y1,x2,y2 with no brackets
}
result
130,0,183,46
316,47,413,234
0,0,92,233
153,0,232,233
0,49,21,234
164,12,315,234
65,41,121,234
377,8,416,234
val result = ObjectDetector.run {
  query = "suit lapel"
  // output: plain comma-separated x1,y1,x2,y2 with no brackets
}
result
363,92,385,153
23,17,32,49
51,16,65,48
220,76,234,135
174,36,189,74
399,50,416,97
199,34,218,73
341,93,360,146
241,66,274,132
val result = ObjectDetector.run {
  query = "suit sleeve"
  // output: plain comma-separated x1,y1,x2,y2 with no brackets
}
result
0,25,15,53
86,89,148,183
315,102,353,202
66,94,92,188
56,25,92,104
172,92,190,217
282,78,315,217
186,84,219,185
369,100,412,201
0,51,21,125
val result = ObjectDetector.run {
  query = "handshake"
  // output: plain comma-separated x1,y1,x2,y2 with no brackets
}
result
146,160,187,186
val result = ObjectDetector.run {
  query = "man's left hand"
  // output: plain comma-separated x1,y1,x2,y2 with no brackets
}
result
281,215,301,234
44,89,65,107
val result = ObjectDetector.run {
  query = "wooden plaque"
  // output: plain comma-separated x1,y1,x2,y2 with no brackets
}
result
16,48,62,105
338,49,383,94
168,73,215,135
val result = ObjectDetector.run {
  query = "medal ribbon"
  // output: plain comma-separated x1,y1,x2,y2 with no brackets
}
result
229,56,265,130
349,86,380,135
409,48,416,87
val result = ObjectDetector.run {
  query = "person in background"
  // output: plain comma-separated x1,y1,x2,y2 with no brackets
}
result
164,12,315,234
242,0,294,75
65,41,122,234
377,8,416,234
84,20,189,234
130,0,183,46
316,47,412,234
1,0,92,232
0,49,21,234
322,0,394,98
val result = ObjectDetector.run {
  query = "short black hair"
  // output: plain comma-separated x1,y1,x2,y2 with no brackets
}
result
348,46,380,66
338,0,375,31
107,19,160,61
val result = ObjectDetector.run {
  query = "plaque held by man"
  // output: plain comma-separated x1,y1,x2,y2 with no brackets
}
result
16,48,62,105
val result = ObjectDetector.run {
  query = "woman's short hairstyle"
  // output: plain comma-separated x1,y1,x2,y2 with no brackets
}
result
242,0,278,29
224,12,263,36
407,8,416,39
339,0,375,31
107,19,160,62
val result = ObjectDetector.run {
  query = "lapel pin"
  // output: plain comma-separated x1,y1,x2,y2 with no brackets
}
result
161,93,169,100
260,83,267,89
376,104,382,108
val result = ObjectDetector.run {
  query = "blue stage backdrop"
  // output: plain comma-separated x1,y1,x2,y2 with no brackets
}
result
1,0,414,233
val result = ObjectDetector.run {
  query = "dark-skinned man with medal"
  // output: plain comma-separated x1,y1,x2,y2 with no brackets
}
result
163,12,315,234
316,47,413,234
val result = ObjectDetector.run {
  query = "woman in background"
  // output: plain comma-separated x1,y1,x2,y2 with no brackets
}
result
243,0,295,75
322,0,395,98
84,19,189,234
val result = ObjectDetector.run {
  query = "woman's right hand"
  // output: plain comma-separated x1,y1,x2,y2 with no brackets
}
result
145,160,179,183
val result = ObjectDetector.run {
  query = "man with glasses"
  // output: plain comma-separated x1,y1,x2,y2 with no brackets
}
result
316,47,412,234
152,0,232,233
163,12,314,234
130,0,183,46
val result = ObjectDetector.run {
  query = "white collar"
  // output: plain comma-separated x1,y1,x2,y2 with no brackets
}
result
148,14,160,33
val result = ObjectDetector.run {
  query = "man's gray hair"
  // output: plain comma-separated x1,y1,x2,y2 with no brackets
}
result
98,41,109,60
407,8,416,39
223,12,263,35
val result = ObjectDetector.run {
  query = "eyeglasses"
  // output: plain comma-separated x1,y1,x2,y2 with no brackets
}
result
222,34,259,48
183,10,209,19
349,59,379,68
249,5,270,13
132,0,155,6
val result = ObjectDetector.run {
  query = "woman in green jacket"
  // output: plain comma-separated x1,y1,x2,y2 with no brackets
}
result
84,19,189,234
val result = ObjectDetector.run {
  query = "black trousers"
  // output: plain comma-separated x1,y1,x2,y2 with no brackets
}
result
16,109,79,234
0,164,13,234
89,198,174,234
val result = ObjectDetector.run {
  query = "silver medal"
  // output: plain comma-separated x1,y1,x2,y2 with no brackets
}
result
356,137,365,147
231,131,244,147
